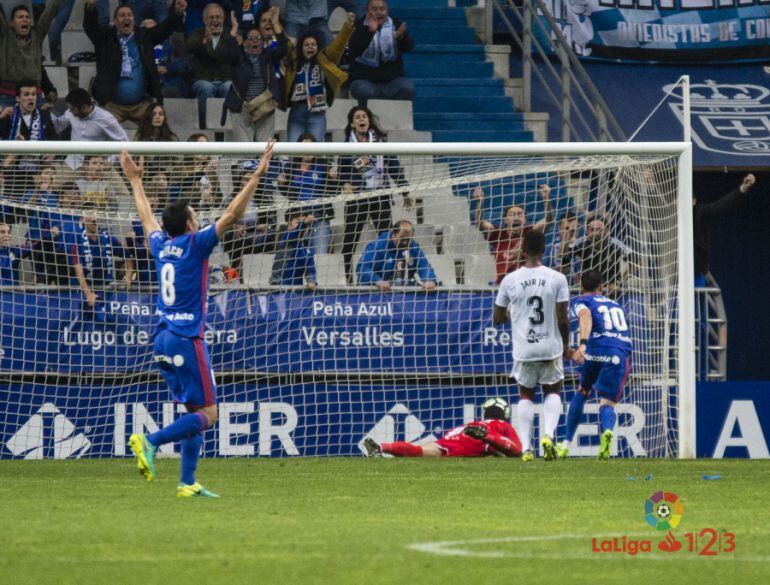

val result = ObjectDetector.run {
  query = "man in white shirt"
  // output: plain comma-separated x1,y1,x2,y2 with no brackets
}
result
51,88,128,170
50,88,131,210
493,229,572,462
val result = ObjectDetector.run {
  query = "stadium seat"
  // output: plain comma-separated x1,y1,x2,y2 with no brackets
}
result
328,99,357,130
386,130,431,142
10,222,28,246
77,66,97,92
328,223,345,252
314,254,347,287
355,223,380,254
426,254,457,286
62,31,94,61
241,254,274,286
164,99,200,132
44,67,69,97
274,109,288,132
206,98,232,130
368,100,414,131
462,254,496,287
440,224,489,255
209,252,231,267
66,0,85,31
421,195,469,226
412,223,437,254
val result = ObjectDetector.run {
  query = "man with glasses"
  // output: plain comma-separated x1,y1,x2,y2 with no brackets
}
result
357,219,436,291
223,18,288,141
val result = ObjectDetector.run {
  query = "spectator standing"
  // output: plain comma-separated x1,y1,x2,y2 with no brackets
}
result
347,0,414,107
70,209,135,307
223,17,288,142
185,3,240,129
84,0,186,124
126,0,170,22
545,210,579,270
27,179,80,285
141,18,191,98
0,80,60,196
0,0,66,106
338,105,409,281
50,88,129,172
49,0,109,65
284,12,355,142
277,133,336,254
357,219,436,291
472,185,554,284
269,210,317,288
561,215,631,294
284,0,331,46
693,174,756,286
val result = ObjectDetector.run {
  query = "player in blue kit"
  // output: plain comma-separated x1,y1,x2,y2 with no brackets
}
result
558,269,632,461
121,141,275,497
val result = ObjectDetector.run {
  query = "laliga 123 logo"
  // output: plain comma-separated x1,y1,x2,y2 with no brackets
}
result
644,491,684,531
592,491,737,557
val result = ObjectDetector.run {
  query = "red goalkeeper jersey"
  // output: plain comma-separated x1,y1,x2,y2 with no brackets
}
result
435,419,520,457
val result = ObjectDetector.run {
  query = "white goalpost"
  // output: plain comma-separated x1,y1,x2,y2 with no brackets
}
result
0,140,694,460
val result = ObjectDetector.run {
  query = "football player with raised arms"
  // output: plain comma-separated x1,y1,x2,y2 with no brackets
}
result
557,269,633,460
121,141,275,497
363,398,521,458
493,229,571,461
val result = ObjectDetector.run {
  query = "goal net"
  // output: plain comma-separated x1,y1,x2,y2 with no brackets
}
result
0,142,693,460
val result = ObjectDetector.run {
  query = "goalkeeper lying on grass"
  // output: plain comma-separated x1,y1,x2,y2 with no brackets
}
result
363,398,522,458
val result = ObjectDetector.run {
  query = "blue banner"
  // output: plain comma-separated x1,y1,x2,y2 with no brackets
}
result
535,0,770,62
0,382,660,458
538,62,770,167
696,382,770,458
0,290,522,374
2,380,766,458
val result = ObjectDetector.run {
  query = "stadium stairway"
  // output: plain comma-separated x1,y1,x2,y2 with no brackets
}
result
386,0,533,143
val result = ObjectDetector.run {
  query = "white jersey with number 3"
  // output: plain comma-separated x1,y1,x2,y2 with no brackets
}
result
495,265,570,362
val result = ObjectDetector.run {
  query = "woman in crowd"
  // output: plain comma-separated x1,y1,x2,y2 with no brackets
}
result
134,104,179,142
283,12,355,142
338,105,410,282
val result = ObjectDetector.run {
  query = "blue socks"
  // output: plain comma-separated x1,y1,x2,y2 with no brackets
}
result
180,433,203,485
565,392,586,443
147,410,207,447
600,404,617,434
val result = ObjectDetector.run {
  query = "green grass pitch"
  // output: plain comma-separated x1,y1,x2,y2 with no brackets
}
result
1,458,769,585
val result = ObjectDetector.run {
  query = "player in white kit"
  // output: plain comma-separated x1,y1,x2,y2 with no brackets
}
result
493,229,571,461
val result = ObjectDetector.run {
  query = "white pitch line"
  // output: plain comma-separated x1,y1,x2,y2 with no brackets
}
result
406,533,770,563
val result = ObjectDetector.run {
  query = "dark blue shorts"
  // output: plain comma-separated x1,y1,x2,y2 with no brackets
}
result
153,329,217,407
578,350,631,403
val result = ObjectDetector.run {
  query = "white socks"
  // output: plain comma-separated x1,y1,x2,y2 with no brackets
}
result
517,399,535,452
543,393,562,439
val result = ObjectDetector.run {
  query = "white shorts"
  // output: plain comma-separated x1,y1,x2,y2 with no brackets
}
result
511,358,564,389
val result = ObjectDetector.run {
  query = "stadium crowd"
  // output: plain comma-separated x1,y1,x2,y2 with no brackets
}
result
0,0,737,297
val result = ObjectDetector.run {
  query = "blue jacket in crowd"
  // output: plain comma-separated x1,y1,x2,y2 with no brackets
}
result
357,231,436,286
270,222,317,286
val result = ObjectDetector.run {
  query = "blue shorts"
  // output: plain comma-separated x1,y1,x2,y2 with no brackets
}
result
153,329,217,407
578,350,631,403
